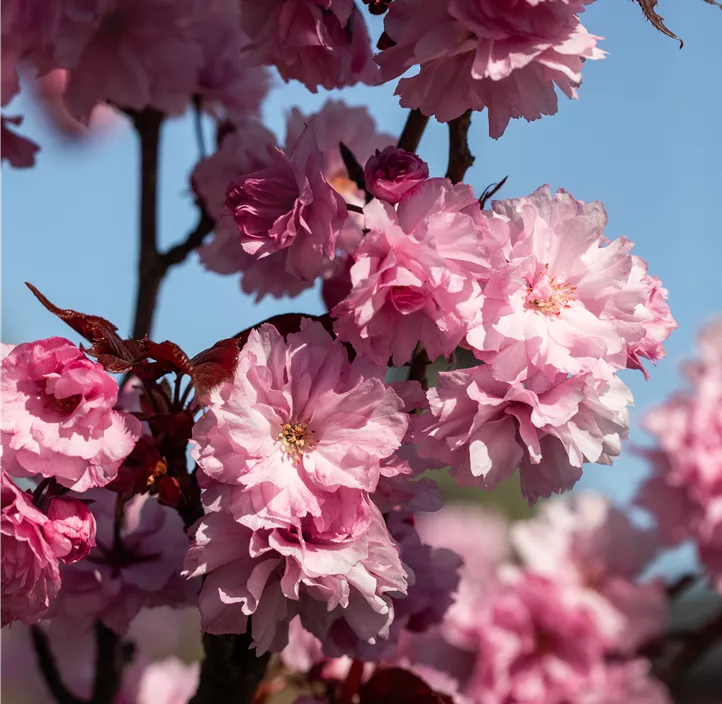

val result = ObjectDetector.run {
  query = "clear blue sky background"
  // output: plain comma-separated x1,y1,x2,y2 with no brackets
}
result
2,1,720,515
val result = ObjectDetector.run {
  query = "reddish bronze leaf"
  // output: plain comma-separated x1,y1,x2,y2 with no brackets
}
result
358,668,454,704
26,282,141,371
140,339,193,376
633,0,683,47
191,338,241,402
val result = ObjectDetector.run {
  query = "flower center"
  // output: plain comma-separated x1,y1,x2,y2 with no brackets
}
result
278,421,315,461
53,394,82,414
526,264,576,317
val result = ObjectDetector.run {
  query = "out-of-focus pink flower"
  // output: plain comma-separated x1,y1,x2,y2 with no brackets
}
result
467,186,671,384
193,320,408,529
193,1,271,124
364,147,429,204
626,273,676,378
239,0,377,92
225,122,348,282
470,569,609,702
1,471,62,627
52,0,204,121
377,0,604,138
42,496,96,565
135,657,199,704
1,115,39,168
333,179,494,366
512,494,667,651
416,365,631,503
637,320,722,591
51,491,196,634
1,337,142,491
184,503,408,653
583,659,671,704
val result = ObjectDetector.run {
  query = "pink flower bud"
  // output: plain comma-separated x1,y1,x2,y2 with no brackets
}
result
43,496,96,564
364,146,429,203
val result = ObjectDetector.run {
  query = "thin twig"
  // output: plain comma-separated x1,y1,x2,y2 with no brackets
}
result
161,208,214,269
192,95,207,159
30,626,85,704
408,345,431,390
130,109,164,340
445,109,475,184
397,109,429,153
190,628,271,704
658,609,722,687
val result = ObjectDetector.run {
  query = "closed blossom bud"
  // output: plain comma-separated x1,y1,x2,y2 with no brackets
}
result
43,496,96,564
364,146,429,203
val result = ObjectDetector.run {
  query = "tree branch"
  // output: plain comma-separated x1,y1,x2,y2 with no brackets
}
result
161,208,214,269
397,109,429,153
90,621,132,704
446,110,475,184
658,609,722,687
31,626,85,704
189,629,271,704
130,109,164,340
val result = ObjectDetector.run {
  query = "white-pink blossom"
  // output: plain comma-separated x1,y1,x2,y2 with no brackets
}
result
332,179,494,366
193,320,408,530
184,503,407,653
415,365,631,504
1,337,142,491
467,186,673,384
377,0,604,137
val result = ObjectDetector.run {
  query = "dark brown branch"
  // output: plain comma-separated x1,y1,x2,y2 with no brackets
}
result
658,609,722,687
31,626,85,704
189,629,271,704
130,109,164,340
445,110,475,184
407,346,431,390
161,208,214,269
90,621,131,704
397,109,429,153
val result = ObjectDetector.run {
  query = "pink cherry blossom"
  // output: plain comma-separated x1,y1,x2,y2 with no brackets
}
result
469,569,609,703
415,365,631,504
512,494,667,651
332,178,494,366
184,502,408,653
466,186,672,383
135,657,199,704
1,470,61,627
51,0,204,121
637,320,722,591
377,0,604,137
193,320,408,529
192,1,271,125
1,115,39,168
626,272,677,378
193,122,277,220
364,147,430,204
321,510,462,660
51,490,196,634
42,496,96,565
1,337,142,491
239,0,377,92
225,122,348,282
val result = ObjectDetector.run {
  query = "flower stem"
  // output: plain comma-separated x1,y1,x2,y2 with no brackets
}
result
397,109,429,153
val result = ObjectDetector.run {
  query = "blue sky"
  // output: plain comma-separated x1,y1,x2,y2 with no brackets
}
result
2,1,720,511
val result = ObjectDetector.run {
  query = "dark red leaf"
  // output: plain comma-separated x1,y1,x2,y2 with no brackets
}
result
26,283,141,371
358,668,454,704
234,313,334,348
632,0,683,47
157,475,183,508
190,338,240,402
140,339,193,376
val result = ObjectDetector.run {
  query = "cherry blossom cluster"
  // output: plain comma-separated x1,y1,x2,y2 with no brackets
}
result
280,495,672,703
638,320,722,592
